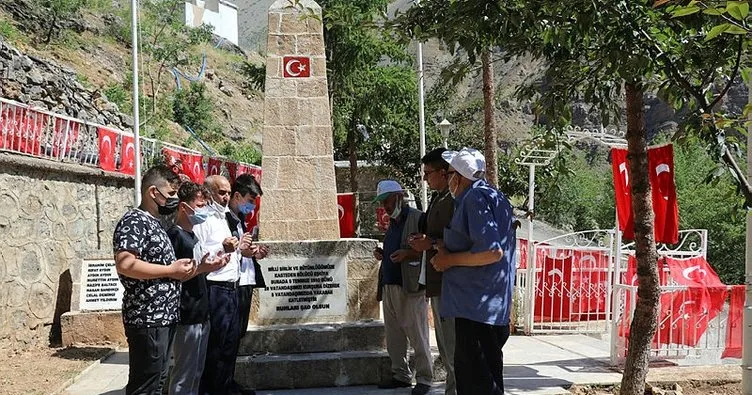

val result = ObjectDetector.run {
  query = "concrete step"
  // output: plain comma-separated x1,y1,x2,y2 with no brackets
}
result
238,320,385,355
235,350,392,389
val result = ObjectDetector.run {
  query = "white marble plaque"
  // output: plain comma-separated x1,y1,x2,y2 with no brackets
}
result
79,260,124,311
258,257,347,319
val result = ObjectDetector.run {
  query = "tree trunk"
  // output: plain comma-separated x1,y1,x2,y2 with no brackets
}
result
481,50,497,188
619,82,661,395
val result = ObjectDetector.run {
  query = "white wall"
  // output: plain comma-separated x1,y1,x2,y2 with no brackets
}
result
185,0,239,46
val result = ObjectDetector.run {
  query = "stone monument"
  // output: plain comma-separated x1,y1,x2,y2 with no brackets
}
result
235,0,390,390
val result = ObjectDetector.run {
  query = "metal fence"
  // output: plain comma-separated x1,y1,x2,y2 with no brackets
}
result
0,97,257,176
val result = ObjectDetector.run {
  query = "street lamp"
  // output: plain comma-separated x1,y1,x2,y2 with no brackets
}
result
438,119,452,149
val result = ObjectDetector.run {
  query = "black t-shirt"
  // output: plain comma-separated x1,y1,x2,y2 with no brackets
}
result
167,225,210,324
112,209,180,328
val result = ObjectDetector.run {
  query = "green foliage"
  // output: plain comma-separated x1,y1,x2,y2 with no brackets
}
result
104,83,131,113
239,61,266,93
218,142,262,166
171,82,223,144
320,0,421,190
0,17,23,44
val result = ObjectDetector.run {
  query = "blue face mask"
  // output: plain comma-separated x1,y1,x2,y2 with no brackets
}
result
188,206,211,225
239,201,256,216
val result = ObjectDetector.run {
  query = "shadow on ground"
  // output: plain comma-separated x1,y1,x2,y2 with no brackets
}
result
51,346,113,361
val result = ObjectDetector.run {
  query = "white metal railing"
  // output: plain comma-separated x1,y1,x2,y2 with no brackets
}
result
611,283,737,365
0,97,259,177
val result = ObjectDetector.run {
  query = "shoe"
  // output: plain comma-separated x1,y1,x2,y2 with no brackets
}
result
412,383,431,395
377,378,412,389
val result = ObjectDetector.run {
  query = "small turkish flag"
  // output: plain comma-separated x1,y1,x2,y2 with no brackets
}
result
120,134,136,175
97,127,118,172
181,153,205,184
337,193,356,238
283,56,311,78
648,144,679,244
207,158,223,176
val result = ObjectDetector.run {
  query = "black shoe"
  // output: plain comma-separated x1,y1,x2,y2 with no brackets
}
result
378,378,412,389
412,383,431,395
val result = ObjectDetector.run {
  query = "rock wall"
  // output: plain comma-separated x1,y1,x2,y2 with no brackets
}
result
0,39,132,130
0,153,132,348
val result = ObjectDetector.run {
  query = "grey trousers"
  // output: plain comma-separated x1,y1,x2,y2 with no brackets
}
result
382,284,433,386
431,296,456,395
169,321,211,395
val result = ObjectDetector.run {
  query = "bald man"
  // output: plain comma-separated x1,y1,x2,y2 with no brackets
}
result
195,175,249,394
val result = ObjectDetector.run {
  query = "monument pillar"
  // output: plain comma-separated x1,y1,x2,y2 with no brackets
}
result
261,0,339,241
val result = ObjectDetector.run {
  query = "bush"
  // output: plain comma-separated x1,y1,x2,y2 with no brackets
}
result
171,82,222,143
218,142,262,166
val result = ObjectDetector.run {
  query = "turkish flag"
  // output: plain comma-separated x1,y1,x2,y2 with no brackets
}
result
611,148,634,239
534,255,573,321
207,158,223,176
226,161,238,183
6,108,45,156
244,196,262,238
376,207,390,232
648,144,679,244
162,147,183,175
181,153,205,184
52,118,80,158
283,56,311,78
97,127,118,172
612,145,679,243
120,134,136,175
337,193,356,238
722,285,744,358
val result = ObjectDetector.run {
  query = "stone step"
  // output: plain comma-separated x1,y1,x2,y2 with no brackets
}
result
234,350,392,389
238,320,385,356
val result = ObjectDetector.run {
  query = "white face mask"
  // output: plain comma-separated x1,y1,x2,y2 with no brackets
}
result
389,197,403,219
448,172,458,198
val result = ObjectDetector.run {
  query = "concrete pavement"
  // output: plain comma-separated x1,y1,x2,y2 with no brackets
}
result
63,334,624,395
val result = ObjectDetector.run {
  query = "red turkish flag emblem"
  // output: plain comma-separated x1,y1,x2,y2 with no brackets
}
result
283,56,311,78
120,134,136,175
97,127,118,172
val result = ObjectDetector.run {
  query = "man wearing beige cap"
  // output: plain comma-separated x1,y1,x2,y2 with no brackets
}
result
372,180,433,395
431,148,517,395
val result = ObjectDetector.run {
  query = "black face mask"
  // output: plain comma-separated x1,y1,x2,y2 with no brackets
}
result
155,188,180,216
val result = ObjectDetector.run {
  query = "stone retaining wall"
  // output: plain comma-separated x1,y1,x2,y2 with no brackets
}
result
0,153,132,347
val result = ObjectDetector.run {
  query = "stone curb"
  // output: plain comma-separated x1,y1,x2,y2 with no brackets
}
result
49,347,118,395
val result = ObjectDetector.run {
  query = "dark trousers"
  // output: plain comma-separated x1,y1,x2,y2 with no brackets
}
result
454,318,510,395
237,285,254,339
124,325,175,395
200,284,241,395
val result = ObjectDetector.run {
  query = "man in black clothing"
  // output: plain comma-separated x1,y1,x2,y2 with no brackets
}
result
113,165,196,395
225,174,268,395
167,182,229,395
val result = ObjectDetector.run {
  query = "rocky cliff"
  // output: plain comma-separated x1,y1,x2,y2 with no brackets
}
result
0,39,132,131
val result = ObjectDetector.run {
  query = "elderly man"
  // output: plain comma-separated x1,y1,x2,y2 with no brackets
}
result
431,148,516,395
373,180,433,395
196,175,254,395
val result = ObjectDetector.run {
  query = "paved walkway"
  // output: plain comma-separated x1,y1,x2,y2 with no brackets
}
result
64,334,624,395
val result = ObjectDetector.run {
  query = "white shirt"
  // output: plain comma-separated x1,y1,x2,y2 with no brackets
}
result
227,210,257,286
194,204,240,282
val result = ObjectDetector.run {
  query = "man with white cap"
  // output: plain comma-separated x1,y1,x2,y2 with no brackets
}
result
372,180,433,395
431,147,516,395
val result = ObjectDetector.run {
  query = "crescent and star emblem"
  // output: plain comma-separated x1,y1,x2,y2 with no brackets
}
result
337,204,345,220
655,163,671,200
283,56,311,78
682,265,707,282
125,142,135,169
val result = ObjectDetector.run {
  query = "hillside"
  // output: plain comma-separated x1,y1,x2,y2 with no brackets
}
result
0,1,265,156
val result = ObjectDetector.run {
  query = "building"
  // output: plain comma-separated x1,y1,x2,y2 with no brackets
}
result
184,0,239,45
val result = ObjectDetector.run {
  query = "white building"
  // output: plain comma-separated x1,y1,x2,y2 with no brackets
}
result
185,0,239,45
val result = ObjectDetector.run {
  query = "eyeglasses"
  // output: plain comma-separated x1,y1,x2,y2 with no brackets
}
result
423,169,439,177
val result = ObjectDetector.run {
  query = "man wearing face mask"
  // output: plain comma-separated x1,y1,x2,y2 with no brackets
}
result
225,174,268,395
372,180,433,395
195,175,253,395
167,182,231,395
431,148,516,395
113,165,196,395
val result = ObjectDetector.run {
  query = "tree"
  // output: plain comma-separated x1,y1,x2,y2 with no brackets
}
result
320,0,421,194
399,1,749,393
38,0,87,43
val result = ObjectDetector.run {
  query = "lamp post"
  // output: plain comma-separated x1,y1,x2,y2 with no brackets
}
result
438,118,452,149
130,0,142,206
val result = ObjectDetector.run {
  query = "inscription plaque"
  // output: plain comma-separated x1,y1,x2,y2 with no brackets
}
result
257,257,347,319
79,260,124,311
